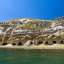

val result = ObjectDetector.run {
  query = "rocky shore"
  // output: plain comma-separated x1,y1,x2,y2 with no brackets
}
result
0,44,64,49
0,17,64,49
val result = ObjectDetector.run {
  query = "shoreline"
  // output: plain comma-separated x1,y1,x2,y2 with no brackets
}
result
0,44,64,49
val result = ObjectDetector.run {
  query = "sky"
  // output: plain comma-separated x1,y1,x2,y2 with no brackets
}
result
0,0,64,22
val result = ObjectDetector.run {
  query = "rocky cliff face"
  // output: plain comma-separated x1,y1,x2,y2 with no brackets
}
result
0,17,64,45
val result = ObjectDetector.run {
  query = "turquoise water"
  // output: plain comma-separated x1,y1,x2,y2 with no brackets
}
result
0,49,64,64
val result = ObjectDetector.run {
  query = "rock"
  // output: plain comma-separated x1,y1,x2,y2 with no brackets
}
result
0,17,64,45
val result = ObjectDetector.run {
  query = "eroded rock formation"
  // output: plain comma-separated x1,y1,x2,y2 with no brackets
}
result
0,17,64,46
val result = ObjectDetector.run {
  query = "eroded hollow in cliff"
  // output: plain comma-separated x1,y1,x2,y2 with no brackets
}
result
60,41,64,44
17,42,22,46
45,41,48,44
2,43,7,45
12,43,16,46
38,41,43,45
53,41,57,44
30,41,33,45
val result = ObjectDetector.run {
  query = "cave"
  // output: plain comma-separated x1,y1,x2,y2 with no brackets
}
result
38,41,43,45
45,41,48,44
30,42,33,45
2,43,7,45
60,41,64,44
53,41,57,44
17,42,22,46
12,43,16,46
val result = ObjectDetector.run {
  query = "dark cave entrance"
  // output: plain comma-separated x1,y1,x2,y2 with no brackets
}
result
17,42,22,46
45,41,48,45
30,41,33,45
53,41,57,44
2,43,7,45
60,41,64,44
12,43,16,46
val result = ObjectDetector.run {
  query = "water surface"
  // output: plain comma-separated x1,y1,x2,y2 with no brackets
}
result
0,49,64,64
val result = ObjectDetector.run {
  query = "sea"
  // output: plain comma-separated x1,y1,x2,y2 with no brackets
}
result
0,49,64,64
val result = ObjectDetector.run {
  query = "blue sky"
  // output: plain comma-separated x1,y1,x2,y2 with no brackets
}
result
0,0,64,21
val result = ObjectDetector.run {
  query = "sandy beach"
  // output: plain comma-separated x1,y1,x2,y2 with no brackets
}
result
0,44,64,49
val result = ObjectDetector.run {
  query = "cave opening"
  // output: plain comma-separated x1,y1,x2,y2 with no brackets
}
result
17,42,22,46
12,43,16,46
2,43,7,45
60,41,64,44
45,41,48,44
30,42,33,44
53,41,57,44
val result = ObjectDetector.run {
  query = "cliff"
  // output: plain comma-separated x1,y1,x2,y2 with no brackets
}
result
0,17,64,46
